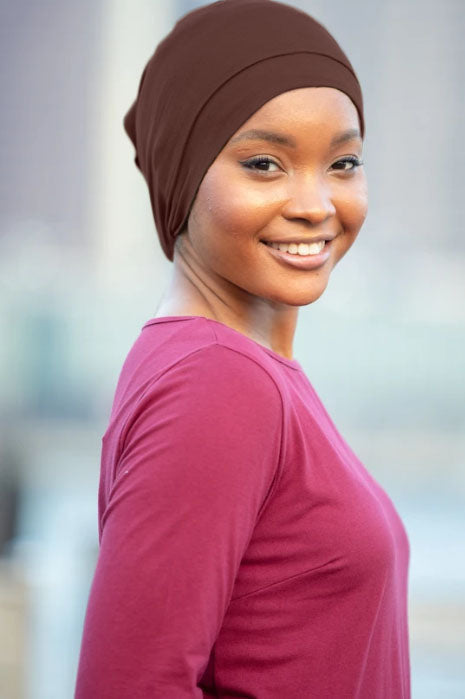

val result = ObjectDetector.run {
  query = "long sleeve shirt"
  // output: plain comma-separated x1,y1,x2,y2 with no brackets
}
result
75,315,411,698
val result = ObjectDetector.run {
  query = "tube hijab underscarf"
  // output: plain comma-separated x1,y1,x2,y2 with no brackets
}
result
124,0,365,262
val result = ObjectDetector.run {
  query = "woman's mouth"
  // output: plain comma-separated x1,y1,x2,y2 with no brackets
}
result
263,240,326,256
260,239,332,270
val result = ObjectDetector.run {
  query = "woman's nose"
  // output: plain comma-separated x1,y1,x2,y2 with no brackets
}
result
281,175,336,225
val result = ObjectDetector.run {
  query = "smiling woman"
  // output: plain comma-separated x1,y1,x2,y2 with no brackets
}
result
74,2,411,698
179,86,368,317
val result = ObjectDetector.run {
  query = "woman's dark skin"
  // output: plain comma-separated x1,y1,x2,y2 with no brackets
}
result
154,86,368,360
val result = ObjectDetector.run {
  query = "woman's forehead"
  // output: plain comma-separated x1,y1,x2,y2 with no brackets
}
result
228,88,361,145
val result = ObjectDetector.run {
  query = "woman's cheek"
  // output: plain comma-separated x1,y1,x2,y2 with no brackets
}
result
338,179,368,234
352,174,369,228
210,184,278,239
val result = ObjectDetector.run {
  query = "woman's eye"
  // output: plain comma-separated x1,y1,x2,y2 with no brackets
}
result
240,155,364,174
332,156,364,172
240,156,280,173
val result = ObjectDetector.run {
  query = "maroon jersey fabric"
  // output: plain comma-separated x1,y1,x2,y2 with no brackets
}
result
75,316,410,698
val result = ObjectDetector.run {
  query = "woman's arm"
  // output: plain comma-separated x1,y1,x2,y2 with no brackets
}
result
74,344,283,698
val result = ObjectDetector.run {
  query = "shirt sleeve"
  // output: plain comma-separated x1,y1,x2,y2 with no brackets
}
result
75,344,284,698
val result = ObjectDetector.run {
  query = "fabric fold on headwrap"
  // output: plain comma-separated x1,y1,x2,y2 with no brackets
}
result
124,0,365,262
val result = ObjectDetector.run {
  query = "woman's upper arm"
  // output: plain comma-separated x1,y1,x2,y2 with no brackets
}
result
75,344,283,698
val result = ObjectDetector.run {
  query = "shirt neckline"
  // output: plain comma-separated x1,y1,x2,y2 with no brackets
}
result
142,315,302,370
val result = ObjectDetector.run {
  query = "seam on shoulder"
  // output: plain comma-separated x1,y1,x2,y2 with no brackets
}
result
200,321,286,510
117,336,287,512
116,343,225,458
194,325,288,520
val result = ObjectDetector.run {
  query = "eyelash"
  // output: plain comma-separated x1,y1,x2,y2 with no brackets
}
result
241,155,364,173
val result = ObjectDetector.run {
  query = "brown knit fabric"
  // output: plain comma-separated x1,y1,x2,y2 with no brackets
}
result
124,0,365,262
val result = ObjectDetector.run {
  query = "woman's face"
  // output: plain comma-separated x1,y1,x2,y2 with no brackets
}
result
180,86,368,309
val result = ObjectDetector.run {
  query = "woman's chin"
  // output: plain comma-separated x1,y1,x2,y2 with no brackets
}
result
266,281,330,308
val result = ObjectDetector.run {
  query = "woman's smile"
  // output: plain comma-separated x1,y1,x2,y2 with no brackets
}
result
260,238,333,270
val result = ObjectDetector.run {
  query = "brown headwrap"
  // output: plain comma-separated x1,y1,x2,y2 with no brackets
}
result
124,0,365,262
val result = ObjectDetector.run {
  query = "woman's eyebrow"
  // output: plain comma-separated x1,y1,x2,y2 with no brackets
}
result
229,129,297,148
330,128,362,147
229,127,361,148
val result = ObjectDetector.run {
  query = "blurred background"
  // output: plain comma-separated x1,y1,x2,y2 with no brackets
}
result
0,0,464,697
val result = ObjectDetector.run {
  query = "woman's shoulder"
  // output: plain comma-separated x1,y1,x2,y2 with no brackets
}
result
110,315,292,427
106,316,289,476
138,314,302,381
134,316,300,384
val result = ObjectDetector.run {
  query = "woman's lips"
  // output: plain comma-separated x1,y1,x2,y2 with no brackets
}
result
260,240,332,270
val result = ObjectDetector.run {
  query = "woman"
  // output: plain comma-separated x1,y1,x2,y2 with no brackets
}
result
75,1,411,697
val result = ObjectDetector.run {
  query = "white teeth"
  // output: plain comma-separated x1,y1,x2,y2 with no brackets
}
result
270,240,325,255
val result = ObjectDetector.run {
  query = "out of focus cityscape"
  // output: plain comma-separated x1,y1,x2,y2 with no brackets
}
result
0,0,464,697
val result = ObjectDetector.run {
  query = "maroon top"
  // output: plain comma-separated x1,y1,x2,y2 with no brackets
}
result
75,316,411,698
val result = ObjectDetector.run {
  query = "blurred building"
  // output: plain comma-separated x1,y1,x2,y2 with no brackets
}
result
0,1,464,697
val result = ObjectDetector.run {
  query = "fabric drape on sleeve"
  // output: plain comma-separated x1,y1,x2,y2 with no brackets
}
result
75,344,284,698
